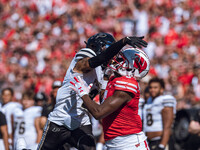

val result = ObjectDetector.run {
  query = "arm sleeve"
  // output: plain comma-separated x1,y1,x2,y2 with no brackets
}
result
162,95,176,107
41,106,49,117
162,95,177,114
88,39,126,68
0,111,7,126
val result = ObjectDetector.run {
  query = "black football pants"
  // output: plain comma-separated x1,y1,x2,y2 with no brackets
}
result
37,120,96,150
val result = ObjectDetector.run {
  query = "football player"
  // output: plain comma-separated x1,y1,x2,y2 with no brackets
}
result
13,91,42,150
0,87,22,149
143,78,176,150
70,48,150,150
37,33,148,150
0,111,9,150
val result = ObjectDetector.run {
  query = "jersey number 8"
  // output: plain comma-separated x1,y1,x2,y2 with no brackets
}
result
146,113,153,126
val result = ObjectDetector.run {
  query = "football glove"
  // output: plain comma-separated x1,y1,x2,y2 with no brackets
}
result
70,76,92,97
123,36,148,48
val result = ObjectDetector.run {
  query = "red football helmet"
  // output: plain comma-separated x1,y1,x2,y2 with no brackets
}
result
108,47,150,79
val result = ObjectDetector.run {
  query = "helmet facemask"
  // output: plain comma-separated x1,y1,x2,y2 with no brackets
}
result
108,48,150,79
108,52,135,77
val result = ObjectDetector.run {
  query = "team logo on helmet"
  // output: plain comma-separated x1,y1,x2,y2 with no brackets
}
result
108,48,150,79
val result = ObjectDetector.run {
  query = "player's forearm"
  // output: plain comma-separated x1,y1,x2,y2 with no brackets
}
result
3,135,9,150
88,39,125,68
160,128,171,147
82,95,104,120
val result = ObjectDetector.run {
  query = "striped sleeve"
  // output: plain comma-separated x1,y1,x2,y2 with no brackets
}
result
75,48,96,60
162,95,176,108
114,80,138,94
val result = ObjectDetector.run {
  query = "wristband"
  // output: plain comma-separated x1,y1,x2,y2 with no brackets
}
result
158,144,165,149
96,143,104,150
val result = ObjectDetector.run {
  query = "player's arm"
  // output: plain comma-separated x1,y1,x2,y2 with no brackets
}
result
188,120,200,135
35,117,43,144
0,112,9,150
73,36,148,73
82,90,132,120
160,107,174,147
1,125,9,150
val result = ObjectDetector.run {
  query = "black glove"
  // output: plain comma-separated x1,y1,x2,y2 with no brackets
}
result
123,36,148,48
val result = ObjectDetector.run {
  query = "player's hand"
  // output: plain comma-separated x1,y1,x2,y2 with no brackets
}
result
123,36,148,48
188,120,200,134
70,76,92,97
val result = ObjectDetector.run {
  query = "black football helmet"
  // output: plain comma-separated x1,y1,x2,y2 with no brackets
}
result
85,32,116,55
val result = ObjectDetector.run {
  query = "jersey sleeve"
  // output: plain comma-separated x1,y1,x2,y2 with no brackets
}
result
75,48,96,60
162,95,176,107
113,78,138,95
41,106,49,117
162,95,177,114
0,111,7,126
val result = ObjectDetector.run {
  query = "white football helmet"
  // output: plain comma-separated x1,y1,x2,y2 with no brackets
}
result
108,47,150,79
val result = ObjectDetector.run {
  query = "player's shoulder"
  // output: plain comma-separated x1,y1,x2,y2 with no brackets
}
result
162,95,176,107
112,76,139,94
75,48,96,60
26,106,42,117
161,94,176,102
4,102,22,110
113,76,138,85
8,101,22,107
162,94,176,99
25,106,41,113
30,106,42,112
13,107,23,117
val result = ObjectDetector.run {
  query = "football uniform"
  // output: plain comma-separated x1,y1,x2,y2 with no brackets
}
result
143,95,176,132
48,48,103,130
38,48,102,150
13,106,42,149
1,102,22,136
102,76,148,149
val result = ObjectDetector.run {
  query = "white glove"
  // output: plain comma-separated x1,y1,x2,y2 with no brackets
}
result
70,76,92,97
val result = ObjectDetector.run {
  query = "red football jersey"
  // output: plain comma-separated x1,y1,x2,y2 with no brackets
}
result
102,76,142,141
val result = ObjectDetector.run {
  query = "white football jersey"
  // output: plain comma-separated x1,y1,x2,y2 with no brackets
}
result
143,95,176,132
138,98,145,119
1,102,22,135
48,48,103,130
13,106,42,149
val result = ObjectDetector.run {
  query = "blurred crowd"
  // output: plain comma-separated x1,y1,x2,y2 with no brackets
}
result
0,0,200,110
